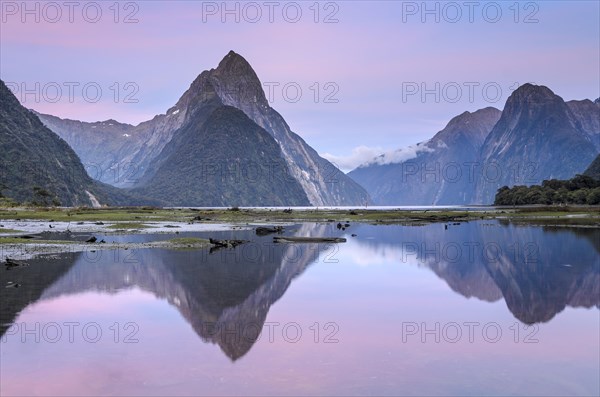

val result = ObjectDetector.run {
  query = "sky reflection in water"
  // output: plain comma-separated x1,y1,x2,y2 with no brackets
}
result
1,221,598,396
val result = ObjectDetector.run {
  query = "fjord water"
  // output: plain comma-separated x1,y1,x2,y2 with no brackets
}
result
1,222,598,396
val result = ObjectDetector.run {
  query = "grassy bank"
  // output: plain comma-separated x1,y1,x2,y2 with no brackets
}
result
0,205,598,225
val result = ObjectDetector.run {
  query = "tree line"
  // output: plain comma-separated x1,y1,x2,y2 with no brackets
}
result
494,175,600,205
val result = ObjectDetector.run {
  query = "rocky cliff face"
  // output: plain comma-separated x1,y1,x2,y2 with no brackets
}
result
36,105,189,188
32,113,137,185
171,51,370,206
133,105,310,206
583,153,600,180
475,84,598,203
566,99,600,150
0,80,93,205
349,107,501,204
0,80,147,206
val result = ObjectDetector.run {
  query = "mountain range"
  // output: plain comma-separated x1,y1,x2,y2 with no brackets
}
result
0,80,153,207
34,51,369,207
350,84,599,205
2,51,599,206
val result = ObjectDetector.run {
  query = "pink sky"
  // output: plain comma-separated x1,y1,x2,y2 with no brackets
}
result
1,1,598,170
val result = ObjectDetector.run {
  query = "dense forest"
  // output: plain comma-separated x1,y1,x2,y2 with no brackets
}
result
494,175,600,205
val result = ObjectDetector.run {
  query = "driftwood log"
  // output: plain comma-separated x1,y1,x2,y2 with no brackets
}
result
273,236,346,243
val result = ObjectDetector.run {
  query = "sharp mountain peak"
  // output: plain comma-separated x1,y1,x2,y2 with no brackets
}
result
506,83,560,105
216,50,255,72
179,50,266,113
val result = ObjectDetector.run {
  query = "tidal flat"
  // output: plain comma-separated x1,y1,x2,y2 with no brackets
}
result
1,205,598,261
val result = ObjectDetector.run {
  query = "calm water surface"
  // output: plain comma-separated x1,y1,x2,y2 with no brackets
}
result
1,221,598,396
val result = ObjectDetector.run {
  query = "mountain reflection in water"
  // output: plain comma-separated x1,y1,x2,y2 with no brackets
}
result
349,221,599,325
1,221,598,363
